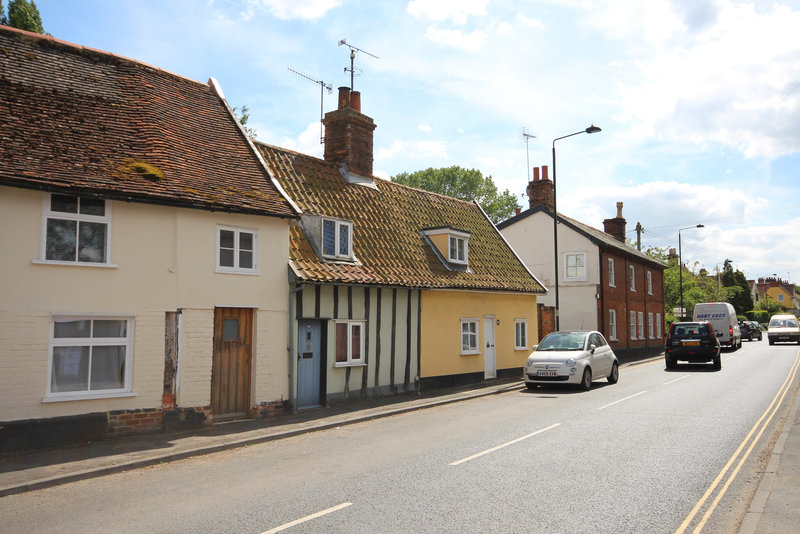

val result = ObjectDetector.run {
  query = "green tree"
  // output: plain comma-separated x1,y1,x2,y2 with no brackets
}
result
6,0,45,34
719,259,754,314
391,166,520,223
232,105,257,138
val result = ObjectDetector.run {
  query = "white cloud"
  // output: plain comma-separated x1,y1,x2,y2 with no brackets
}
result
406,0,488,24
515,13,544,29
418,122,432,132
278,122,325,158
424,26,487,50
376,139,449,161
241,0,340,21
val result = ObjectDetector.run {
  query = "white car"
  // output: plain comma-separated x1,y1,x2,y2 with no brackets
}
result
524,331,619,391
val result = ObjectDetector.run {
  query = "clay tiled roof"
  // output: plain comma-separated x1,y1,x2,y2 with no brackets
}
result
0,26,297,218
258,142,545,293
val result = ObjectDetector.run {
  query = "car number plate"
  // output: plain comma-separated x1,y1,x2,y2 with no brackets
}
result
683,340,700,346
537,370,557,377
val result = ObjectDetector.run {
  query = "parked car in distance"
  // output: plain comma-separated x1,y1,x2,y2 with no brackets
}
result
739,320,763,341
524,331,619,391
767,314,800,345
665,321,722,370
693,302,741,349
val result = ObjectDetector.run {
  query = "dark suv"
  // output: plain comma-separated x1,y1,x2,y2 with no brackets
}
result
739,320,763,341
665,321,721,370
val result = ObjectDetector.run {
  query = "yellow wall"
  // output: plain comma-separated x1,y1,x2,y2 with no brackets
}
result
420,290,538,378
428,233,449,259
766,287,793,310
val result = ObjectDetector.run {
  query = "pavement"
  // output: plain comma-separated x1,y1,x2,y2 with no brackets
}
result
1,355,798,534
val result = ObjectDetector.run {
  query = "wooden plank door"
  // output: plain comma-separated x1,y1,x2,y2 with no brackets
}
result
212,307,252,417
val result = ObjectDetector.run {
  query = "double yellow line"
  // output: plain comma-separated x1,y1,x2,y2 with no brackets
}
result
675,351,800,533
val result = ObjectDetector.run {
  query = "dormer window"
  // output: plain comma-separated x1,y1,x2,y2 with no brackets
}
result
322,218,352,260
449,235,467,264
421,226,471,270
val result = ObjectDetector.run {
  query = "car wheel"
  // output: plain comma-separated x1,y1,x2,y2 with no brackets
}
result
713,355,721,371
580,367,592,390
769,339,774,345
607,362,619,384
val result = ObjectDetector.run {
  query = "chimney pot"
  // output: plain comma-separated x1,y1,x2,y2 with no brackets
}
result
616,202,623,218
351,91,361,112
337,86,351,109
533,167,540,181
542,165,549,181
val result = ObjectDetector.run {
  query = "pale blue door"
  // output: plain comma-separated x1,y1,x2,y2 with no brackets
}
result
297,320,321,409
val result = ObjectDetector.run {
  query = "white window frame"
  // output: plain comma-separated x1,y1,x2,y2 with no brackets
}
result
647,270,653,295
638,311,645,340
334,320,365,366
630,311,637,340
38,193,113,266
514,319,529,350
449,235,468,265
777,294,785,302
45,315,135,402
321,218,353,260
461,318,480,355
608,258,615,287
608,309,617,341
216,225,258,274
656,313,662,338
648,312,654,339
630,265,636,291
564,252,587,281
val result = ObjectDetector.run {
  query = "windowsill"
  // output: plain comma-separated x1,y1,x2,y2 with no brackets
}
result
33,259,119,268
334,362,366,368
514,347,529,351
461,350,480,356
215,268,260,275
43,391,137,403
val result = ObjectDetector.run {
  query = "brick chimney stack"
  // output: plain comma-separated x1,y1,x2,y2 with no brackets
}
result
603,202,627,242
323,86,376,179
527,165,554,211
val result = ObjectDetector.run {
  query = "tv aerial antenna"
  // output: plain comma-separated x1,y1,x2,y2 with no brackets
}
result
338,39,378,91
288,67,332,144
521,127,537,182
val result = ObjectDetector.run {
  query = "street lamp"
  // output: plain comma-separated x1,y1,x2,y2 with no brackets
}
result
678,224,704,320
552,125,601,331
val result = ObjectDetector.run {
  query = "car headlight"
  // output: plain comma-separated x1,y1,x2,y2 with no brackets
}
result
566,358,576,367
525,357,535,367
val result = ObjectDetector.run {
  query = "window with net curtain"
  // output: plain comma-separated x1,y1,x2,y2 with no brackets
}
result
50,318,131,394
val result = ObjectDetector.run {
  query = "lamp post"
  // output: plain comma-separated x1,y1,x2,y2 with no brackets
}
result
678,224,704,320
552,125,601,331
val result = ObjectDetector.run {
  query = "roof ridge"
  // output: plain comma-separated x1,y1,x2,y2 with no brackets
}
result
0,25,210,90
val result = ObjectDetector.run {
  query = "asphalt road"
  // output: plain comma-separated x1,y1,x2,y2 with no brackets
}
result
2,339,798,534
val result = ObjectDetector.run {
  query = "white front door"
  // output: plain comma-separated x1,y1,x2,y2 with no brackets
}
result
483,315,496,379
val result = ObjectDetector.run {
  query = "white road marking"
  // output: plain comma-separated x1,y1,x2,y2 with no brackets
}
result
449,423,561,466
262,502,353,533
597,391,647,410
664,375,690,385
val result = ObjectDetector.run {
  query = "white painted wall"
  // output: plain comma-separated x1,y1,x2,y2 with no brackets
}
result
500,211,600,331
0,186,290,421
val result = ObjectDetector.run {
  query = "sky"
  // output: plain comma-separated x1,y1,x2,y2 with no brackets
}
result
24,0,800,283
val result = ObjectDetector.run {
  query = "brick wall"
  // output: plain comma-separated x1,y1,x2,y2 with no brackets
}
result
537,303,555,341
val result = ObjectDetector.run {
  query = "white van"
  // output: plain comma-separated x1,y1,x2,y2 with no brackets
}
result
693,302,741,349
767,314,800,345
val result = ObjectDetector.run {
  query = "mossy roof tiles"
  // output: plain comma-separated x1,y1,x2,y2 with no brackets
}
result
0,26,296,218
258,142,545,293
